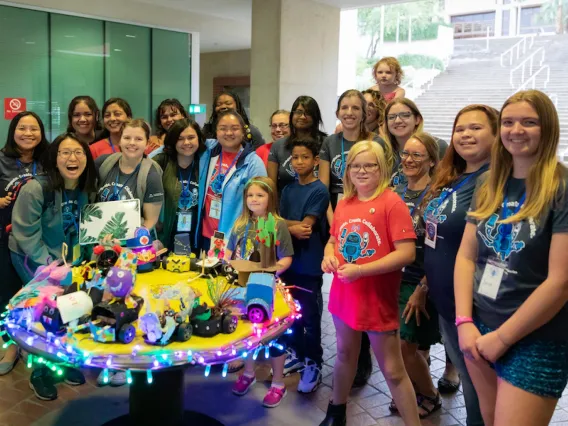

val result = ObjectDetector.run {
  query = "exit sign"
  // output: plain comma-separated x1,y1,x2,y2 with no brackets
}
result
189,104,206,114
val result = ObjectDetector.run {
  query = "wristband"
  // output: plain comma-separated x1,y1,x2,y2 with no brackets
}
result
455,316,473,327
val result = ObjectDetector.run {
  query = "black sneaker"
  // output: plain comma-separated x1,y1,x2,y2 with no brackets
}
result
29,367,58,401
352,349,372,388
64,368,86,386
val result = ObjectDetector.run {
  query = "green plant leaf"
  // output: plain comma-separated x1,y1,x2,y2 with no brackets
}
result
79,228,97,244
81,204,103,224
97,211,128,240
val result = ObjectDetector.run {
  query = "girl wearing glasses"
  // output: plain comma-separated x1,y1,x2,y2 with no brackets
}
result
255,109,290,167
9,133,96,401
422,104,499,426
320,140,420,426
66,96,104,145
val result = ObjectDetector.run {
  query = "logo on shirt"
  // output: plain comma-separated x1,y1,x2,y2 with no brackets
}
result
281,155,296,177
423,189,455,224
331,153,346,180
478,211,528,261
99,182,134,202
337,221,379,263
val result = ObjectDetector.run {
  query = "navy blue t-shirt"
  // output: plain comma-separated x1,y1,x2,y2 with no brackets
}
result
423,164,488,321
280,179,329,276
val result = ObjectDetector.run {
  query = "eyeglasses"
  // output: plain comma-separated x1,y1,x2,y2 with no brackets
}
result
400,151,428,161
349,163,379,173
270,123,289,130
58,149,85,159
293,110,311,118
386,112,413,122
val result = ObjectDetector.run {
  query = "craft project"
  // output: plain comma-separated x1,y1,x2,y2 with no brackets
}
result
190,277,238,337
207,231,226,259
161,253,194,273
79,200,141,245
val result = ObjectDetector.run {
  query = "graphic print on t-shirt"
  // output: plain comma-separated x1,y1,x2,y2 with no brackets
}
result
337,220,379,263
281,155,296,178
423,188,457,224
178,179,198,210
98,182,135,202
331,152,347,180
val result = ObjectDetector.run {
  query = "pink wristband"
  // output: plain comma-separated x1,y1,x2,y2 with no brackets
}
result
455,316,473,327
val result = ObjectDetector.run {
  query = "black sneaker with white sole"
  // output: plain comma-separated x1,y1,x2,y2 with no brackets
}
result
29,367,57,401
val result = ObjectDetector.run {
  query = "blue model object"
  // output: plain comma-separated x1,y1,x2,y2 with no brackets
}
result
245,272,276,323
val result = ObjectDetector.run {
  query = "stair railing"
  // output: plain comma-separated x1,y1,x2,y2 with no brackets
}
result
509,47,545,88
500,34,536,67
516,65,550,91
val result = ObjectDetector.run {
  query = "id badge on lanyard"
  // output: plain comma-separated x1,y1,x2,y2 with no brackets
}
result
209,198,222,220
424,216,438,249
478,257,506,300
177,211,192,232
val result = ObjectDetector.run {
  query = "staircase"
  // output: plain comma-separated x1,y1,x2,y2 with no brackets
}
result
416,35,568,159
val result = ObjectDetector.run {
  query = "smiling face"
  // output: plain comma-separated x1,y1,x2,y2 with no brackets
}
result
175,125,199,158
215,94,237,114
120,126,148,161
103,103,128,135
246,184,269,218
291,104,314,131
270,113,290,142
349,150,381,195
500,101,541,160
401,138,433,180
216,114,243,152
375,62,396,86
106,267,134,298
72,101,96,136
387,103,420,143
338,95,364,132
14,115,42,154
363,93,379,125
160,106,183,131
57,138,87,183
452,110,495,165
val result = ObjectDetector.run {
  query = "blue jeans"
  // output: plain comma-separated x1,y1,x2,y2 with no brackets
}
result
10,251,42,284
439,315,484,426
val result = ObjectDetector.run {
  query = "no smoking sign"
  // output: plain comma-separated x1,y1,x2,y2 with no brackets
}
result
4,98,26,120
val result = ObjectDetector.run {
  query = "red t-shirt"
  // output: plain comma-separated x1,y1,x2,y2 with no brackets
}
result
90,139,120,160
255,142,272,168
328,189,416,332
202,150,239,239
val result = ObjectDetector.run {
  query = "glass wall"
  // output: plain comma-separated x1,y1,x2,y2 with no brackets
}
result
0,5,191,140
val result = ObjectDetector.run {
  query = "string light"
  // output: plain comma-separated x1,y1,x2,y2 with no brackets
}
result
146,370,153,384
222,363,228,377
204,365,211,377
252,347,261,360
102,368,109,384
265,346,270,359
126,370,133,384
27,354,33,368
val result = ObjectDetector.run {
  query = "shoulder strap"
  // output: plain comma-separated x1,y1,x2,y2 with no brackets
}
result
136,158,163,202
37,177,55,213
98,153,122,184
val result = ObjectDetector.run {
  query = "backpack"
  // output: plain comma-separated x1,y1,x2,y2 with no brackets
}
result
98,153,163,202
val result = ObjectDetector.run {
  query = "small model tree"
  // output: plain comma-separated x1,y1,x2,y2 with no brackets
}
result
256,214,279,268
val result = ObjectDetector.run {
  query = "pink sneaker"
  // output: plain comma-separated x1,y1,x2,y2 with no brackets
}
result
232,374,256,396
263,386,287,408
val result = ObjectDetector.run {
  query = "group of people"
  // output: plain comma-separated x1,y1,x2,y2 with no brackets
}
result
0,55,565,426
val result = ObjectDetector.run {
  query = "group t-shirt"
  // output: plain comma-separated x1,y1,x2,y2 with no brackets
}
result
90,139,120,161
328,190,416,332
176,164,199,233
227,217,294,261
423,164,488,322
61,188,80,252
390,137,449,187
469,175,568,341
95,155,164,203
280,179,329,277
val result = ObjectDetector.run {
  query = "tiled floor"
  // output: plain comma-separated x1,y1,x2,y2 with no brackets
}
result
1,277,568,425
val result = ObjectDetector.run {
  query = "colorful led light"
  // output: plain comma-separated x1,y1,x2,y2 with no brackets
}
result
126,370,133,384
222,363,228,377
147,370,153,384
204,365,211,377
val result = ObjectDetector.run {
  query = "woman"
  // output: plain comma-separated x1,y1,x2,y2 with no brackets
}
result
202,91,265,150
255,110,290,167
456,91,568,426
66,96,104,145
319,141,420,426
90,98,133,160
268,96,327,196
392,132,441,418
153,118,205,252
423,104,499,426
362,89,386,135
385,99,448,187
0,111,49,375
9,133,97,401
146,99,189,155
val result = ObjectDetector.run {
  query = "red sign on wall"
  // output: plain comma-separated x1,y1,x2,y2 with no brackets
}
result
4,98,26,120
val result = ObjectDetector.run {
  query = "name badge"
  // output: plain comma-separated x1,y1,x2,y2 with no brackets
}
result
209,198,222,220
478,257,506,300
177,212,192,232
424,217,438,249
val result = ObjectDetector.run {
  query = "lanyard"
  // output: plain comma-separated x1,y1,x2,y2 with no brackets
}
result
218,149,242,180
436,165,487,208
107,139,116,153
241,220,254,259
341,137,346,177
62,190,79,234
113,163,140,200
502,186,526,222
178,161,195,210
17,160,36,176
402,186,428,216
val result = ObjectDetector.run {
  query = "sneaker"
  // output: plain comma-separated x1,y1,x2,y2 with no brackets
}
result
297,359,322,394
29,368,57,401
283,349,303,376
232,374,256,396
263,386,287,408
110,371,127,386
64,368,85,386
97,369,114,386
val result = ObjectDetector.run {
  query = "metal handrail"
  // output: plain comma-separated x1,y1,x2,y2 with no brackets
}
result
549,93,558,107
516,65,550,91
509,47,545,88
500,34,535,67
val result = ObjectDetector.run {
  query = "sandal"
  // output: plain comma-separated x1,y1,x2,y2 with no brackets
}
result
417,392,442,419
438,376,460,394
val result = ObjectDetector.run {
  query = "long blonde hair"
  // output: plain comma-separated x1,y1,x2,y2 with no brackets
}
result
343,141,390,200
232,176,283,231
469,90,566,223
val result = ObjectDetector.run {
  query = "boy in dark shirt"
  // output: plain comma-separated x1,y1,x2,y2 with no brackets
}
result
279,139,329,394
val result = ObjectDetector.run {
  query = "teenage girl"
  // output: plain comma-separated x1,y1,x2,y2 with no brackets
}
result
362,89,387,136
456,90,568,426
226,177,293,408
146,99,189,155
66,96,104,145
255,109,290,168
90,98,133,160
319,140,420,426
369,57,406,101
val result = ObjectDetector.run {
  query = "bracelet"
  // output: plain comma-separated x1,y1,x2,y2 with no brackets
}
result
496,330,511,347
455,316,474,327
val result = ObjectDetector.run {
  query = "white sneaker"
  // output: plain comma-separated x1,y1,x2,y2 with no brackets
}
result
282,349,303,376
96,369,114,386
297,358,322,394
110,371,127,386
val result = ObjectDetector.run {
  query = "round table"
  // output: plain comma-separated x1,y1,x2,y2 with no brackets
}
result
5,269,296,426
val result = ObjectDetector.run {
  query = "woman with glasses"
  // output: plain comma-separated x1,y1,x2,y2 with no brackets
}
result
9,133,97,401
384,99,448,187
268,96,327,197
256,109,290,168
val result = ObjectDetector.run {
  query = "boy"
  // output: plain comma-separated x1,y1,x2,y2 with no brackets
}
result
279,139,329,393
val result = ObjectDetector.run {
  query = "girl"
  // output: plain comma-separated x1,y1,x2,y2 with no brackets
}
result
268,96,327,196
362,89,387,135
385,98,448,186
319,141,420,426
153,118,205,252
146,99,189,155
456,91,568,426
95,119,164,231
9,133,97,401
391,132,441,418
255,109,290,167
423,104,499,426
0,111,49,375
226,177,294,408
66,96,104,145
369,56,406,101
202,91,265,150
90,98,133,160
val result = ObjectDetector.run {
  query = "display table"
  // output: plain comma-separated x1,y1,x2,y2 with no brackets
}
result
5,269,296,426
